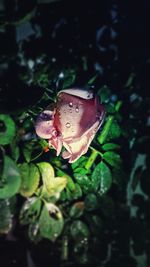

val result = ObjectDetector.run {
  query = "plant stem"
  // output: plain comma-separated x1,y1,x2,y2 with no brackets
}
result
97,100,122,145
85,147,102,170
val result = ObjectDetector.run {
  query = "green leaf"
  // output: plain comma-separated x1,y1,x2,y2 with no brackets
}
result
91,161,112,194
19,163,40,197
70,220,90,240
74,173,92,194
72,183,82,199
20,197,42,225
56,169,75,191
39,203,64,241
107,120,121,141
103,151,122,168
71,156,87,170
70,202,84,218
74,167,89,175
102,143,120,151
37,162,67,196
74,173,89,186
0,114,16,145
0,156,21,199
84,193,98,211
37,162,54,179
0,200,12,234
23,140,42,163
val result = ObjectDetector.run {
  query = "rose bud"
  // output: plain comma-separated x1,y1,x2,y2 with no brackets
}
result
35,88,105,163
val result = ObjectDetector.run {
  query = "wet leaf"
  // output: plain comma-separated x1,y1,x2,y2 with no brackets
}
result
91,161,112,194
70,220,90,240
0,156,21,199
37,162,67,196
103,151,122,168
74,173,92,194
20,197,42,225
39,203,64,241
0,114,16,145
19,163,40,197
56,169,75,191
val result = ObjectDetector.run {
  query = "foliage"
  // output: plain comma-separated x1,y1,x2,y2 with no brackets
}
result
0,1,149,267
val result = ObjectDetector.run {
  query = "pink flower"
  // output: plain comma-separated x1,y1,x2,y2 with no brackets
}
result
35,88,105,163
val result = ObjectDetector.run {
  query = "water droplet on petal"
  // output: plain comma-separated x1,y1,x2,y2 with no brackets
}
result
69,102,73,107
66,122,71,128
75,106,79,113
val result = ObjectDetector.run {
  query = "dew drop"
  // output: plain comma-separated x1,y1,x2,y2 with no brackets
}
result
75,106,79,113
69,102,73,107
66,122,71,128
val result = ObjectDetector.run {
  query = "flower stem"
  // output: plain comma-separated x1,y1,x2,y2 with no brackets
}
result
85,147,102,170
97,100,122,145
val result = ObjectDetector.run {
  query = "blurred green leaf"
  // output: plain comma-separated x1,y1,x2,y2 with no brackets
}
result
84,193,98,211
20,197,42,225
0,114,16,145
70,202,84,218
98,85,111,103
103,151,122,168
0,200,12,234
23,140,43,163
19,163,40,197
62,69,76,89
91,161,112,194
102,143,120,151
72,183,82,199
70,220,90,240
107,120,121,141
0,156,21,199
39,203,64,241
